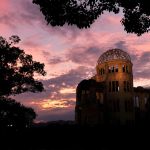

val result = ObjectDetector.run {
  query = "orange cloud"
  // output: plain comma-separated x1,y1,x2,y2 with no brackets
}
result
59,88,76,94
29,99,75,111
1,0,150,122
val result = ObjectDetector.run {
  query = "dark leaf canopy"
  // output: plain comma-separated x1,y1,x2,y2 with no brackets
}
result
33,0,150,35
0,35,46,97
0,96,36,129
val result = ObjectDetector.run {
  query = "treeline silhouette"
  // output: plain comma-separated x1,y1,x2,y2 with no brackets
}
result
0,35,45,129
0,35,47,149
0,97,36,130
1,121,150,150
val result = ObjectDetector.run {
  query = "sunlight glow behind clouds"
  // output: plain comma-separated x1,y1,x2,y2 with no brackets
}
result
30,99,75,111
41,100,70,110
59,88,76,94
1,0,150,121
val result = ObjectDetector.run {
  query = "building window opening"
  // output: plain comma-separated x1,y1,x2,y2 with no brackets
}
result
127,82,130,92
129,100,133,111
103,68,105,74
112,81,115,92
116,81,119,92
124,81,126,92
144,97,147,105
124,81,130,92
100,69,102,75
108,66,115,73
99,68,105,75
126,66,129,73
125,100,133,112
134,96,139,107
133,96,136,107
109,82,111,92
115,65,118,72
97,93,104,104
96,92,99,100
109,81,119,92
108,67,111,73
112,66,114,72
100,94,104,104
109,100,113,111
116,99,120,112
113,99,120,112
125,100,128,112
122,65,125,72
118,86,120,91
113,101,116,112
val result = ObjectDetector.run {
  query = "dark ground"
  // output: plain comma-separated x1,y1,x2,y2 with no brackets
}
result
0,122,150,150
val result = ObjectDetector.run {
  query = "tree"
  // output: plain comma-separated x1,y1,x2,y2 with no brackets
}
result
0,97,36,129
33,0,150,36
0,35,46,129
0,35,46,97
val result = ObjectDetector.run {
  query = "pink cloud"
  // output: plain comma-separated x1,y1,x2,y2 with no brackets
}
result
1,0,150,122
0,0,11,12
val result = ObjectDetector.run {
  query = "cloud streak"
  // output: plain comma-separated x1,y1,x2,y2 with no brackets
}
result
0,0,150,121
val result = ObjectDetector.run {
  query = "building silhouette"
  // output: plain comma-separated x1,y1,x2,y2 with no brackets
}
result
75,49,150,126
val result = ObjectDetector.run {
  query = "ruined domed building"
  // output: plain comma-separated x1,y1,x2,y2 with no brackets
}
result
75,49,150,126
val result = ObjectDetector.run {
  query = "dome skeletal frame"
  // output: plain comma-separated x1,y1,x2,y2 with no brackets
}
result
98,49,131,64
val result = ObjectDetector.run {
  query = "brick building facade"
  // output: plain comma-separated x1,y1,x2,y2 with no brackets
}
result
75,49,150,126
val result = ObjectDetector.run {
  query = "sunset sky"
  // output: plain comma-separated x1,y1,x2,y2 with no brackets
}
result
0,0,150,122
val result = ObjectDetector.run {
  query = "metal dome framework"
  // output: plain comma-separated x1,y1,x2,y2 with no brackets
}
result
98,49,131,64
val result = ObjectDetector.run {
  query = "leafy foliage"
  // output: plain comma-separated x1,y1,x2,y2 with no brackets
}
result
0,35,46,97
33,0,150,35
0,97,36,129
0,35,46,129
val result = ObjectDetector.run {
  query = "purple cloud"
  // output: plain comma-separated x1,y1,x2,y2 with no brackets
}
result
14,66,94,121
67,46,103,66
